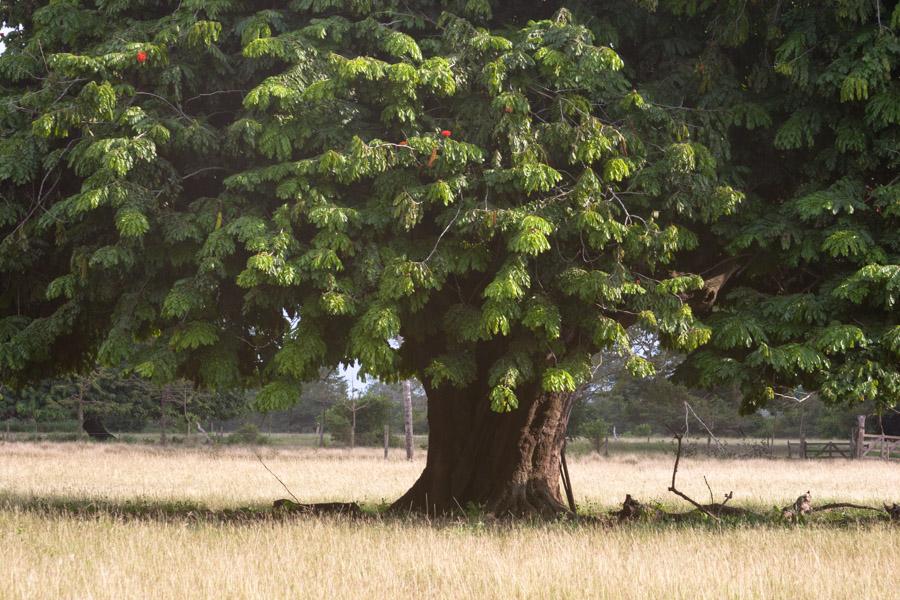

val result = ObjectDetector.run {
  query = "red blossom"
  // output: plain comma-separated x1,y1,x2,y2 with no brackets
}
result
136,50,148,64
398,140,408,146
440,130,452,138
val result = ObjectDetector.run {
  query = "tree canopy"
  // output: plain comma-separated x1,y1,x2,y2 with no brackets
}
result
0,0,897,429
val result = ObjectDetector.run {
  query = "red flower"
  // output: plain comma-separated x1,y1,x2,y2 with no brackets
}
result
504,106,513,113
136,51,148,64
440,130,452,138
398,140,408,146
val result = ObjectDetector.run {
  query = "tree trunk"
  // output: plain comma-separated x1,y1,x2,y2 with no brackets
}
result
350,401,356,450
76,393,85,441
319,405,327,447
403,380,414,461
391,380,574,518
160,386,168,447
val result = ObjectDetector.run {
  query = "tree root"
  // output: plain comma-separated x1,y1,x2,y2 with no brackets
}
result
486,481,571,519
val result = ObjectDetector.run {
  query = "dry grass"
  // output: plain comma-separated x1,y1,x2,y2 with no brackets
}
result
2,442,899,599
3,510,898,599
1,441,898,509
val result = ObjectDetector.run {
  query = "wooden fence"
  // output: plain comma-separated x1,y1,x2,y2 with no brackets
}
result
853,415,900,460
857,434,900,460
787,440,851,459
787,415,900,460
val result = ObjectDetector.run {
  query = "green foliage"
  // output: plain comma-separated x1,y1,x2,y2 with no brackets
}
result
659,0,900,412
325,392,393,445
226,423,270,445
1,0,896,421
0,1,734,416
631,423,652,439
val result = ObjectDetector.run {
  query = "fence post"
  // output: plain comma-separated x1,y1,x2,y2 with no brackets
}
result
854,415,866,459
384,424,390,460
800,435,807,459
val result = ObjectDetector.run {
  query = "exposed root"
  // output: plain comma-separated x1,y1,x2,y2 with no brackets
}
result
487,481,571,519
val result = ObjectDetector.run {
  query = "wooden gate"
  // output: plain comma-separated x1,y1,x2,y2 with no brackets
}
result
859,434,900,460
853,416,900,460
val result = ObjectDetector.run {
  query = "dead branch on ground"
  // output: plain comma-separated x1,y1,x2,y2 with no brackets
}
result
614,435,897,525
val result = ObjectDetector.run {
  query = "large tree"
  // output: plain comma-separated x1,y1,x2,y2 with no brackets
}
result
1,0,895,516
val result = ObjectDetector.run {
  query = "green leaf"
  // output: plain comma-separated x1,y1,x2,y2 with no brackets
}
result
170,322,219,350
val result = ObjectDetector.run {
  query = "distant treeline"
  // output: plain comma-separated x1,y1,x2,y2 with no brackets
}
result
1,366,876,443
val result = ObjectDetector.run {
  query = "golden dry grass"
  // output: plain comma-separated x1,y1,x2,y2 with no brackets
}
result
2,441,898,509
3,510,898,599
2,442,899,599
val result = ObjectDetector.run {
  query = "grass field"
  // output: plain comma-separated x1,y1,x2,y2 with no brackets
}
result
2,441,899,599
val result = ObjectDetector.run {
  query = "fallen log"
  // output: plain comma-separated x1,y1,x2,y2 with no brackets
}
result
272,499,363,516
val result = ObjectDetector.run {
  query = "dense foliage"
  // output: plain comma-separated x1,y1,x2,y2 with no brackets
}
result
0,0,896,418
636,0,900,413
0,370,248,431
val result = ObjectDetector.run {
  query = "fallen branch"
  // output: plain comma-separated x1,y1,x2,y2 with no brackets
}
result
617,436,898,525
272,499,363,516
668,434,721,522
815,502,882,513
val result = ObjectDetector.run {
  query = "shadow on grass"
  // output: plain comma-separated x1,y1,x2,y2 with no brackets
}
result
0,493,894,530
0,493,375,524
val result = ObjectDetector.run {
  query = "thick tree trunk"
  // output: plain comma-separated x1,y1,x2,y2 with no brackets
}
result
391,380,574,518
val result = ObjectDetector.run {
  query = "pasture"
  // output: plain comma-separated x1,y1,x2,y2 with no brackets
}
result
2,442,898,599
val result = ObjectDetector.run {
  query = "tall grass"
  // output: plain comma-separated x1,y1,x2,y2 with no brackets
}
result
3,510,897,599
1,442,898,599
1,442,898,509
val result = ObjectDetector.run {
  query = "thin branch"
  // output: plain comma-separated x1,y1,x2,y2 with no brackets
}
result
253,450,300,504
419,201,462,264
184,89,247,104
668,434,721,522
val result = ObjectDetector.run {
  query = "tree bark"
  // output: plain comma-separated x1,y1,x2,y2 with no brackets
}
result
391,380,574,518
403,380,414,460
318,406,325,447
76,392,85,441
350,400,356,450
160,385,169,447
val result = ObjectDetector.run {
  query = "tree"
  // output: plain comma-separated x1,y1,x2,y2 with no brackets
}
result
580,417,609,454
609,1,900,415
295,369,349,446
325,391,391,447
1,1,894,517
632,423,652,442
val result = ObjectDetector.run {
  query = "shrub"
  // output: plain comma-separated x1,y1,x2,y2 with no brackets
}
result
226,423,269,445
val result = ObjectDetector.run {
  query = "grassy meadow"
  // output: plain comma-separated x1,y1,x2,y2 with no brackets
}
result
2,441,899,599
